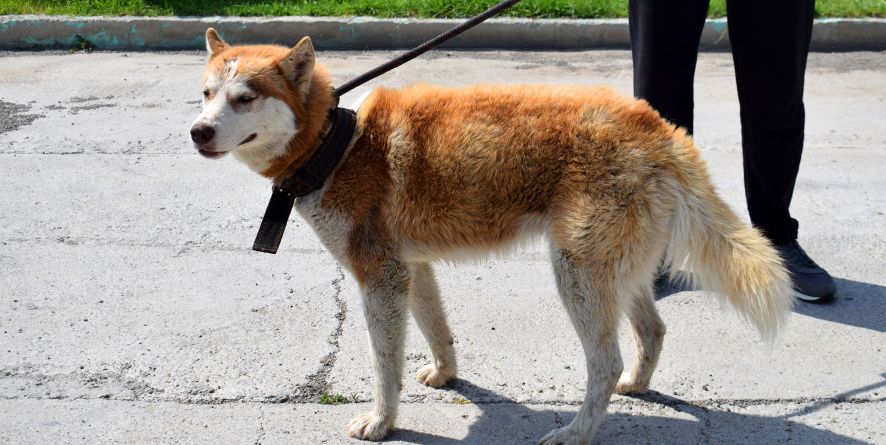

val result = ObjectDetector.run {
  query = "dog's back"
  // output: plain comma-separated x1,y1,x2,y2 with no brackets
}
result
327,84,680,256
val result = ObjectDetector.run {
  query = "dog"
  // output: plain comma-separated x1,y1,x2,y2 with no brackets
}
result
190,29,793,444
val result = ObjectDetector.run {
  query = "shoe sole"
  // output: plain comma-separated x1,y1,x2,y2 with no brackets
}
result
793,289,835,304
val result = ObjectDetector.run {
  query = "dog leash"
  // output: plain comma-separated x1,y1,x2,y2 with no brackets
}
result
253,0,523,254
334,0,523,97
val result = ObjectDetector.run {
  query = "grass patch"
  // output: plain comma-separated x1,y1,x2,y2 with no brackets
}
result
1,0,883,18
319,393,357,405
73,34,94,52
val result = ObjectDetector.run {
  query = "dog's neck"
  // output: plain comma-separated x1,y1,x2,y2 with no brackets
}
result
260,65,337,182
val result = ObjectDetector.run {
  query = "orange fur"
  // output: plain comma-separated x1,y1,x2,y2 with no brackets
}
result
328,85,678,270
205,43,336,180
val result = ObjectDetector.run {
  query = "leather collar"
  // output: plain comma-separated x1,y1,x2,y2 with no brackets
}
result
253,107,357,254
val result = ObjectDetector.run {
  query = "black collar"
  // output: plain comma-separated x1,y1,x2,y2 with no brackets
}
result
252,107,357,254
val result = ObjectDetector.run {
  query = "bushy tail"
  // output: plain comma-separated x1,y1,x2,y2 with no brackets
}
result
663,147,793,339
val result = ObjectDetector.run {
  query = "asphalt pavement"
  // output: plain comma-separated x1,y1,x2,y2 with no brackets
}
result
1,49,884,444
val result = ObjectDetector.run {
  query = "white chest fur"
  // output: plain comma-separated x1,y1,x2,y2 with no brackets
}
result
294,187,353,266
292,92,368,268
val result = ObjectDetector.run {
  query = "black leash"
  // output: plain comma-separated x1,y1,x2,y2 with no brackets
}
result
253,0,521,254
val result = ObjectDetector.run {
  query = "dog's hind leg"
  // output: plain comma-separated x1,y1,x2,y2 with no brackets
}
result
539,247,623,445
408,263,457,388
347,259,410,441
615,283,665,395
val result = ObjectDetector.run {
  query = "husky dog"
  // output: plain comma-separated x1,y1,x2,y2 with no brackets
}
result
190,29,792,444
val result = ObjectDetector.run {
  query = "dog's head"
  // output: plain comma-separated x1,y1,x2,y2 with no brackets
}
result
190,29,333,176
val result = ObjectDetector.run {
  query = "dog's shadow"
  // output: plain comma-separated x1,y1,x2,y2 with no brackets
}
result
380,275,886,443
386,376,882,444
383,274,886,443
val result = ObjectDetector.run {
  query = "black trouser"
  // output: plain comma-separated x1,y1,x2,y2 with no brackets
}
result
629,0,814,244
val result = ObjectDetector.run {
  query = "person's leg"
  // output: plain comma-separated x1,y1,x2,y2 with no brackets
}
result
727,0,835,302
726,0,812,244
629,0,710,133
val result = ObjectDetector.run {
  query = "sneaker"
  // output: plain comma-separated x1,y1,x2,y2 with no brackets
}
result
775,241,836,303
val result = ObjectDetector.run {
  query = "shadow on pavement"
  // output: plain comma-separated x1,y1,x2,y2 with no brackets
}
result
655,275,886,333
385,274,884,443
793,278,886,333
386,377,880,444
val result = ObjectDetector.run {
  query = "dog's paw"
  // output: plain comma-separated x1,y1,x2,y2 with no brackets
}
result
416,364,454,388
347,412,392,441
537,426,586,445
614,375,649,395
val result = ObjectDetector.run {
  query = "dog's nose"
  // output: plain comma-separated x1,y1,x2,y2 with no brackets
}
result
190,125,215,145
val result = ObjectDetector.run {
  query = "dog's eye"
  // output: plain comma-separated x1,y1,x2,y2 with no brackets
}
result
202,89,210,99
238,95,256,104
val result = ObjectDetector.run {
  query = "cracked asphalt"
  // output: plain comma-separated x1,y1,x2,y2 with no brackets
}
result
1,49,884,444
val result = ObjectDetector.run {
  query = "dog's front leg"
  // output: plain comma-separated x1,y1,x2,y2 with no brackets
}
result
347,259,409,441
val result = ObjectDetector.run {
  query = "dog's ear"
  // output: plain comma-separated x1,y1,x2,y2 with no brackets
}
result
280,36,316,97
205,28,228,58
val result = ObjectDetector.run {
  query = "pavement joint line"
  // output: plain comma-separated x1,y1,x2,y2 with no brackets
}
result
2,364,884,409
0,393,883,408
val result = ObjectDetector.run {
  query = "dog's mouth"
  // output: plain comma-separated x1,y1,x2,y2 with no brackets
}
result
238,133,257,146
198,148,227,159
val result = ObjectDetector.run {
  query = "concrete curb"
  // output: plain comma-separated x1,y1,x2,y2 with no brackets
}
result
1,15,885,51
